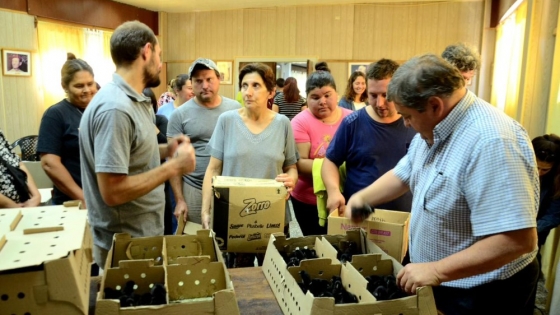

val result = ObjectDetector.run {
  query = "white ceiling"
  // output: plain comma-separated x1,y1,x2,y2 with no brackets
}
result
114,0,464,13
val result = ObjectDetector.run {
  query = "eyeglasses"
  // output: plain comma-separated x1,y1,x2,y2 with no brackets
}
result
538,150,556,162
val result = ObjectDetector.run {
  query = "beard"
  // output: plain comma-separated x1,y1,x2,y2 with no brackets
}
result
143,58,161,88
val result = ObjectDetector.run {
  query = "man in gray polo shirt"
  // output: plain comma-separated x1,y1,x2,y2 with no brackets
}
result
167,58,241,226
80,21,196,270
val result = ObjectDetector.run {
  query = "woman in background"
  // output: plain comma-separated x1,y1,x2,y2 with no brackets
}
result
290,70,352,236
0,130,41,208
272,77,306,120
532,134,560,247
157,78,176,108
157,74,194,120
202,63,298,267
338,71,367,111
37,53,97,206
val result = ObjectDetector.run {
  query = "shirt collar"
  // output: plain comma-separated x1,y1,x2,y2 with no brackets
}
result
432,90,475,145
112,73,151,103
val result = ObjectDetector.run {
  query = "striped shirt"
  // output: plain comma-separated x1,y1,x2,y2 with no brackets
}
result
274,92,306,120
394,90,539,288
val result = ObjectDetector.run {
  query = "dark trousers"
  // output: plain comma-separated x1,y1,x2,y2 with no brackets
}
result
291,196,328,236
433,257,539,315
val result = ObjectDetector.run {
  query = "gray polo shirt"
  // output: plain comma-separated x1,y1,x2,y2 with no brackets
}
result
80,73,164,250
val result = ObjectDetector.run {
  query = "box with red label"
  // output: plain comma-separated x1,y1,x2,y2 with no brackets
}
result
327,209,409,262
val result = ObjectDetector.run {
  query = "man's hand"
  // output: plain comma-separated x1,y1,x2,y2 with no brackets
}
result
172,139,196,175
174,199,188,222
167,135,191,158
326,190,346,215
345,194,369,223
396,262,443,294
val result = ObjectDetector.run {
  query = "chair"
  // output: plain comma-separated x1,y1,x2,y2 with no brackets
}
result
10,135,40,161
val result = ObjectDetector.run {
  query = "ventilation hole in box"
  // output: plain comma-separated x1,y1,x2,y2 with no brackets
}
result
181,245,186,249
18,292,25,299
299,307,301,311
202,269,207,274
348,284,351,288
318,271,323,276
1,294,8,301
124,274,129,279
178,281,184,286
19,251,25,254
141,273,146,278
152,247,157,251
194,280,200,285
59,223,63,226
61,217,65,219
34,224,38,226
50,245,56,247
24,242,30,245
38,217,42,219
186,270,191,275
13,259,19,263
359,267,363,272
116,285,121,290
211,279,216,284
133,284,138,290
155,257,162,263
373,266,377,271
359,295,361,300
0,213,4,216
41,211,45,213
24,313,31,315
149,284,154,289
54,236,59,239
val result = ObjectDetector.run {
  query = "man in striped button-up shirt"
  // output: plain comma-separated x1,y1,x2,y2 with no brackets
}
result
346,54,539,315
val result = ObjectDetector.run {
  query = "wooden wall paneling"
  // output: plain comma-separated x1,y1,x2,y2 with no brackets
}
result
277,7,298,56
159,12,168,62
295,5,354,60
243,8,278,56
167,62,191,81
327,62,348,97
0,11,43,142
167,12,196,61
195,10,243,60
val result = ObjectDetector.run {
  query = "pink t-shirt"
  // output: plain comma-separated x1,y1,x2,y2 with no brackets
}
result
290,108,352,204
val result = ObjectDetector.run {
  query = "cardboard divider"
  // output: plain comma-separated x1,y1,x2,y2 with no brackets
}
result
110,234,164,267
163,230,218,265
96,230,240,315
263,229,438,315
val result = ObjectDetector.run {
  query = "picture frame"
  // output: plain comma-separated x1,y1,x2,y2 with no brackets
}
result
216,61,233,85
2,49,31,76
348,62,372,78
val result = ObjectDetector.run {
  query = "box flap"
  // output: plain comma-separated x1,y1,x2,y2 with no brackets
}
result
212,176,286,189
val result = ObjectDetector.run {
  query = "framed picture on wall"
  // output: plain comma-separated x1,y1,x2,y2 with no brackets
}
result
2,49,31,76
217,61,233,85
348,62,372,78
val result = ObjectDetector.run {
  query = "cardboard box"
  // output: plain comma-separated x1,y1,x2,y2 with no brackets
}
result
328,209,410,262
0,205,93,315
96,230,240,315
263,229,437,315
211,176,288,253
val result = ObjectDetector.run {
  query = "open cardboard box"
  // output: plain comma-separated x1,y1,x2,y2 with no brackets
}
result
263,229,437,315
328,209,410,262
96,230,240,315
211,176,287,253
0,205,92,315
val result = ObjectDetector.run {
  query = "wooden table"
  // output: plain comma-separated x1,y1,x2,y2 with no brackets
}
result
228,267,283,315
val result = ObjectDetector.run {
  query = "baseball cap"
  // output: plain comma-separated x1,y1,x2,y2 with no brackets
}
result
188,58,219,78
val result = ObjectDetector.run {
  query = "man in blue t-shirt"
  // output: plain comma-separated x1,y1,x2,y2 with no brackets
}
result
322,59,416,214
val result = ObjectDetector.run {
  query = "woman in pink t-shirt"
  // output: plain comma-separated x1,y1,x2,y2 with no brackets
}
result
290,69,352,236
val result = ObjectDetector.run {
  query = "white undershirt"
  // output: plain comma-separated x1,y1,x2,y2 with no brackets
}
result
354,101,366,110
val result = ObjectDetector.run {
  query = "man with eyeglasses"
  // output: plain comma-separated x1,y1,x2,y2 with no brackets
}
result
442,43,481,87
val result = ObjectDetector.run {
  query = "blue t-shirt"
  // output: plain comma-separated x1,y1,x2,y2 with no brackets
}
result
326,108,416,211
37,99,84,204
156,101,175,120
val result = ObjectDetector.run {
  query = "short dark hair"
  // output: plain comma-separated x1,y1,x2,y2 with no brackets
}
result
387,54,464,112
442,43,481,72
238,63,275,93
276,78,285,88
366,59,399,81
532,134,560,199
343,71,367,102
61,52,94,88
173,74,190,92
110,21,158,67
315,61,331,72
306,70,336,94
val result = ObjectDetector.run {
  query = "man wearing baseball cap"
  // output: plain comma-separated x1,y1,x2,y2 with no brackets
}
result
167,58,241,230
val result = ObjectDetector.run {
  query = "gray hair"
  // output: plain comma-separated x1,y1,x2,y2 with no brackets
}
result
306,70,336,94
441,43,481,72
387,54,465,112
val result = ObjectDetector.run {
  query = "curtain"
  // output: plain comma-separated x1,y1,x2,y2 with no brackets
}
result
37,21,85,111
83,29,115,87
490,1,527,120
